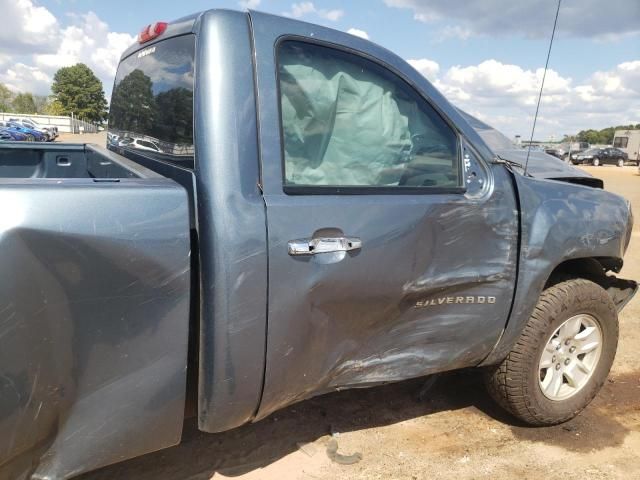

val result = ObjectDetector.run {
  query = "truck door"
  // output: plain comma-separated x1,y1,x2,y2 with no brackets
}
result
250,12,519,417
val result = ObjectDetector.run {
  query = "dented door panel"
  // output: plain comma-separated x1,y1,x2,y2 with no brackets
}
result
251,12,519,418
257,166,518,417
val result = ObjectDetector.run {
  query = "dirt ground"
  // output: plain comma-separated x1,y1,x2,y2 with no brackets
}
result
78,164,640,480
56,131,107,145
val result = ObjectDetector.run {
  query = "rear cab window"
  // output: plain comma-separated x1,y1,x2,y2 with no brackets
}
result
108,34,195,167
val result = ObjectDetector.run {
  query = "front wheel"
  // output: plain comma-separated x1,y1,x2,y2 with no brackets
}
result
485,279,618,426
593,158,600,166
617,158,624,167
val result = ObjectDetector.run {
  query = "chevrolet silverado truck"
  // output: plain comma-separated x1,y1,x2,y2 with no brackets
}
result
0,9,636,480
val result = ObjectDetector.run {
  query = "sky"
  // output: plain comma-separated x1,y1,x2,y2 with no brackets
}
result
0,0,638,140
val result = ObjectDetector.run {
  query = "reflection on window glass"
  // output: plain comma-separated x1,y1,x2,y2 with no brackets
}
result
108,34,195,165
278,41,459,189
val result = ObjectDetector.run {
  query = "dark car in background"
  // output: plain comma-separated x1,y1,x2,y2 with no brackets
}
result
572,147,629,167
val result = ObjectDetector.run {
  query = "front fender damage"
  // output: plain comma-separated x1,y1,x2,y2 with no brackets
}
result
604,276,638,312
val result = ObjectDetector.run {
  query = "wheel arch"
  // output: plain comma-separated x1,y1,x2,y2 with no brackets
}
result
545,257,637,312
480,173,635,367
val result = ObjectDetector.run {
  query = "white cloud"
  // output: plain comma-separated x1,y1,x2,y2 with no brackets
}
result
0,0,59,54
347,28,370,40
284,2,344,22
0,6,135,96
238,0,262,8
384,0,640,40
407,58,440,81
0,63,52,94
409,57,640,140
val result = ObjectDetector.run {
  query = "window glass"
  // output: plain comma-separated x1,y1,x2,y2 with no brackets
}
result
613,137,628,148
108,34,195,165
278,41,460,189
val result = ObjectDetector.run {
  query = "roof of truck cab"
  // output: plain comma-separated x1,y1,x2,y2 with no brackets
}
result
119,9,239,61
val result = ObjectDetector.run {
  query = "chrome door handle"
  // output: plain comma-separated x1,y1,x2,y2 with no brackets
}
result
288,236,362,256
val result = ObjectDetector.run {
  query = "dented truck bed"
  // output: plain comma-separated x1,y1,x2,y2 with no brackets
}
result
0,142,191,478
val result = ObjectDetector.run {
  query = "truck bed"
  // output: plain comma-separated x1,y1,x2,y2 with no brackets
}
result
0,141,162,179
0,141,193,479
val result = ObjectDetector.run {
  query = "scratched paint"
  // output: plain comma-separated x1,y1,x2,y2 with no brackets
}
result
0,181,190,479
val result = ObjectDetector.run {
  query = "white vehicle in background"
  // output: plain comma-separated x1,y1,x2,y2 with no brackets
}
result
130,138,162,152
613,129,640,165
116,136,163,152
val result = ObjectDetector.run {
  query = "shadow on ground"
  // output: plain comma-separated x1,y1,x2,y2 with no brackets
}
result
80,369,639,480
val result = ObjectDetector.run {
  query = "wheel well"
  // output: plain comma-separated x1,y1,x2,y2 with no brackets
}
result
545,257,636,312
545,258,609,289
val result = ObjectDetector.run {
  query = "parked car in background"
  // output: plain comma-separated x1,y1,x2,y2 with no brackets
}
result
117,136,134,147
573,147,628,167
107,132,120,145
11,118,58,141
613,129,640,164
544,147,564,159
130,138,162,152
4,121,48,142
8,118,49,141
543,142,589,161
0,122,34,141
0,123,31,141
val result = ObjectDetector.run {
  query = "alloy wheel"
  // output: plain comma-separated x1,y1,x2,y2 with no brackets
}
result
538,314,603,400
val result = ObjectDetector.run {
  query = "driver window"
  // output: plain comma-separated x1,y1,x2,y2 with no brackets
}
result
278,41,460,189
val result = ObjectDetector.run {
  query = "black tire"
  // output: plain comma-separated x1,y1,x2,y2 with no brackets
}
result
617,158,624,167
485,279,618,426
593,158,600,166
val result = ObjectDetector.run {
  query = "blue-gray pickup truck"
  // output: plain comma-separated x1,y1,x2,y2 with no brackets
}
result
0,9,636,480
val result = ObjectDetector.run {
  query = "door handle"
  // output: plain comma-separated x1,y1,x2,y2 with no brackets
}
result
288,236,362,256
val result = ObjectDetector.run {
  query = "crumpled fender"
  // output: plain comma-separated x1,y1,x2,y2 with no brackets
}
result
481,173,633,366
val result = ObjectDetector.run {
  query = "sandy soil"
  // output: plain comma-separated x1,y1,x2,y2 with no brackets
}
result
80,165,640,480
56,131,107,145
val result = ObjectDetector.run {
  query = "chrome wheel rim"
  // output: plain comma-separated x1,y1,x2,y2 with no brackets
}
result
538,314,603,401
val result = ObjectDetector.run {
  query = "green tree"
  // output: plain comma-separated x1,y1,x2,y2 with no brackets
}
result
12,93,37,114
0,83,12,112
154,88,193,143
32,95,50,114
43,99,66,116
109,69,157,133
51,63,108,122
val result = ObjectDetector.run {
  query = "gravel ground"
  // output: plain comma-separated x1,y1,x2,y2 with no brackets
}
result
80,164,640,480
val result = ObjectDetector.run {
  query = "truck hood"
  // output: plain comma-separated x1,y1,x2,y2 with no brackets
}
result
495,148,604,189
454,109,603,189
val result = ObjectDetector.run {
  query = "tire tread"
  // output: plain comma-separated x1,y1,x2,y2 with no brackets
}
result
485,279,618,426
